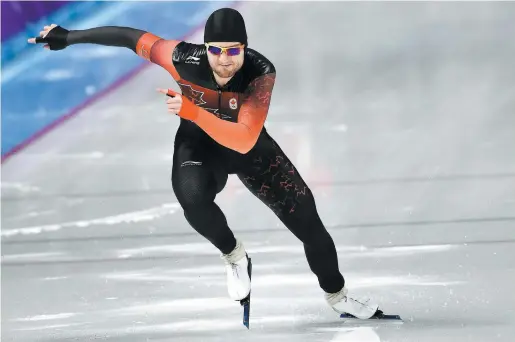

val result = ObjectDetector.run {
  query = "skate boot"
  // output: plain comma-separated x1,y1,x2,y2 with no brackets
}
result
220,239,251,301
325,286,379,319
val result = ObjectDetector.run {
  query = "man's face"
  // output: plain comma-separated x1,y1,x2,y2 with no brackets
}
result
206,42,244,79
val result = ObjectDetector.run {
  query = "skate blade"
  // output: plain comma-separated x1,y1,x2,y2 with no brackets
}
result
239,257,252,329
340,310,403,324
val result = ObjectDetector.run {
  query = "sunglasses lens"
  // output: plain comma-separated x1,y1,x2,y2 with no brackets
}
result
226,47,242,56
208,46,222,55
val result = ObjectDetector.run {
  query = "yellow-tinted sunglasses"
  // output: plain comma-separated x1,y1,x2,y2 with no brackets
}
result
205,43,245,56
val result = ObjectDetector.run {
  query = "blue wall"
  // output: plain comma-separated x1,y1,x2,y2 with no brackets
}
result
1,1,236,160
2,1,73,42
1,1,109,64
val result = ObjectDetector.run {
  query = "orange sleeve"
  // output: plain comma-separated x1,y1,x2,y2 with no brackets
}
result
135,33,181,81
187,73,276,154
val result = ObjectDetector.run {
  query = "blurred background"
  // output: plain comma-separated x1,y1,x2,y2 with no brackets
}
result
2,1,515,341
1,0,234,159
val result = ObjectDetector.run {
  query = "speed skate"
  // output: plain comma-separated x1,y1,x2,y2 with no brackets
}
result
220,240,253,328
325,286,403,324
239,257,252,329
340,309,403,324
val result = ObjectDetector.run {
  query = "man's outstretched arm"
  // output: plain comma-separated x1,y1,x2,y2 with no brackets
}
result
28,24,181,80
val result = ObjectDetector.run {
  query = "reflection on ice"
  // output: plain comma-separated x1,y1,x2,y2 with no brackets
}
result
11,312,78,322
324,327,381,342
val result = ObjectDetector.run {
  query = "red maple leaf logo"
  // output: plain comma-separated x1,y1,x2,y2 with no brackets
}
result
178,83,207,106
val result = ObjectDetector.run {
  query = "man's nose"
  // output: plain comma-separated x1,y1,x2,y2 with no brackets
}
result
219,52,229,62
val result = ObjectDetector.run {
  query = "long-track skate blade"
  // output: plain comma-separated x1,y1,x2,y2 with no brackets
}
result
340,310,403,324
240,257,252,329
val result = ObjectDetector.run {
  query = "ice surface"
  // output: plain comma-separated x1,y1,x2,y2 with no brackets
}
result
2,2,515,341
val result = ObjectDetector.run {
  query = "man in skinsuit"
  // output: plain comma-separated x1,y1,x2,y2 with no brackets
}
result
29,8,379,319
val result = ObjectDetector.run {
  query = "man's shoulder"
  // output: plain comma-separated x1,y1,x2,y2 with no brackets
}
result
244,48,276,76
172,41,206,62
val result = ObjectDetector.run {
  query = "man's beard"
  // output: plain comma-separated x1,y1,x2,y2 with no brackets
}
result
214,65,237,78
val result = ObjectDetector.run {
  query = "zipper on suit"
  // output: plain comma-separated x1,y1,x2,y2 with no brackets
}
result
217,87,222,111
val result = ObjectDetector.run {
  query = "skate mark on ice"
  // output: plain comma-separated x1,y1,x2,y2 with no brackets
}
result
12,323,87,332
1,202,181,237
4,171,513,201
5,217,515,244
106,298,235,316
11,312,79,322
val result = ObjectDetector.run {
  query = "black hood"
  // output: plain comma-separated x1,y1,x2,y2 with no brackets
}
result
204,8,247,46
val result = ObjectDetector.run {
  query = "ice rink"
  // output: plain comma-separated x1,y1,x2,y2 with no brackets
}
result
2,2,515,341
